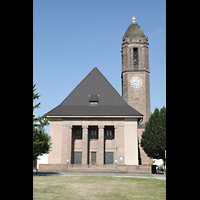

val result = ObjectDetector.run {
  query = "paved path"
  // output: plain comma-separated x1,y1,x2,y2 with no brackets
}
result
33,170,166,181
151,173,166,181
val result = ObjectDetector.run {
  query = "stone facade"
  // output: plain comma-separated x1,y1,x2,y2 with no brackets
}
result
48,118,139,167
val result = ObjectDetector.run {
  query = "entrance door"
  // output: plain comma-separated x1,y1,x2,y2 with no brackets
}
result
74,152,82,164
105,152,113,165
91,152,96,165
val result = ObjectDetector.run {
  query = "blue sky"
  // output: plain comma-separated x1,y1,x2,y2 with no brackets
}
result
33,0,166,134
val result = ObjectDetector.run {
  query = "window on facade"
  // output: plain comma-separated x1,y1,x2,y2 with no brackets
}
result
91,130,97,136
133,48,138,68
89,127,98,139
105,127,114,139
76,129,82,135
106,130,113,137
74,127,82,139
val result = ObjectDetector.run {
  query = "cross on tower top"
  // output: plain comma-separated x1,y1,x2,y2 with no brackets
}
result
132,16,136,24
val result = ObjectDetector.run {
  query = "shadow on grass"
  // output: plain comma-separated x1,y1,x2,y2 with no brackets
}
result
33,171,61,176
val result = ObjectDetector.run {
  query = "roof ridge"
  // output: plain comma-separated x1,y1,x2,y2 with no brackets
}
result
93,67,122,97
95,68,140,109
60,67,98,105
45,68,98,115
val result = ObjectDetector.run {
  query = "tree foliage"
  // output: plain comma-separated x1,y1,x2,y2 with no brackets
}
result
140,107,166,160
33,84,52,161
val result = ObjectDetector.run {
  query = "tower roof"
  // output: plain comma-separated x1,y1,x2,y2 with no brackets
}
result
124,23,145,39
124,17,145,40
46,67,143,118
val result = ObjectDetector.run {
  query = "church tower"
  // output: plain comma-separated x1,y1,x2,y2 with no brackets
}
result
121,17,152,165
121,17,150,125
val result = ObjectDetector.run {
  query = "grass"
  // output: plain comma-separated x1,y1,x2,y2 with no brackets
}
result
33,175,166,200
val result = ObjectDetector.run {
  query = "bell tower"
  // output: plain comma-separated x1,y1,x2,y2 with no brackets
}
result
121,17,152,165
121,17,150,125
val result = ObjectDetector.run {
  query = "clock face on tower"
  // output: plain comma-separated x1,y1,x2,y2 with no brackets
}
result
131,76,142,88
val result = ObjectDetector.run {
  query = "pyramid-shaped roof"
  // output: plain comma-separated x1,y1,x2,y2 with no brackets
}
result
46,67,143,118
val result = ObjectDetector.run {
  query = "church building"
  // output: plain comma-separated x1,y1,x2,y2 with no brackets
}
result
39,17,152,173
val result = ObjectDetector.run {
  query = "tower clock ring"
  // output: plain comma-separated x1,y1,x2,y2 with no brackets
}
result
131,76,142,88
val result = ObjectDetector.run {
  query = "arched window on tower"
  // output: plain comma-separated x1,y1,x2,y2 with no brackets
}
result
133,48,138,69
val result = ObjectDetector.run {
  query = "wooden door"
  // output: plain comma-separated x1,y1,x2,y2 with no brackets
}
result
105,152,113,164
91,152,96,165
74,152,82,164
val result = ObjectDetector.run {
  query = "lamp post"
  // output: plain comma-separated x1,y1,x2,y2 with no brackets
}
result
115,146,118,176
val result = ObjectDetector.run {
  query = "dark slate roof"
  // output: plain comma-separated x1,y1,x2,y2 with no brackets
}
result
46,67,143,118
124,22,145,39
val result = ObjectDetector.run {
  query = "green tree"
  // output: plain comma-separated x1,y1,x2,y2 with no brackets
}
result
33,84,52,161
140,107,166,161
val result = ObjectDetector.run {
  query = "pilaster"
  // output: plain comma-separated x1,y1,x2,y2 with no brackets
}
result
98,125,104,165
66,125,72,164
82,125,88,165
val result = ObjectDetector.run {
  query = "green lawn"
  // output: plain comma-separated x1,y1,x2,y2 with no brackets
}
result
33,175,166,200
